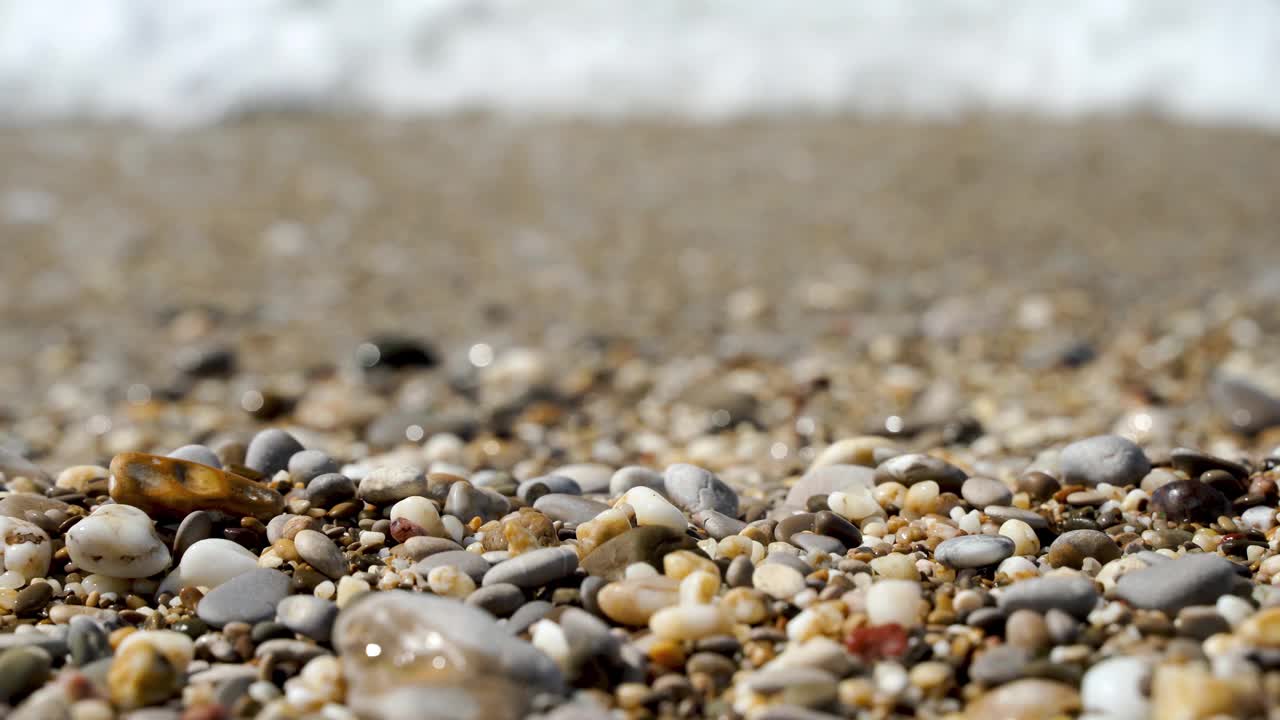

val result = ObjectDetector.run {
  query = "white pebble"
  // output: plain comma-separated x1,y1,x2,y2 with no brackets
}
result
865,579,923,627
649,604,731,641
999,519,1039,556
66,504,169,578
441,515,466,544
389,496,447,537
828,488,882,521
170,538,257,590
530,620,571,672
426,565,475,598
0,516,52,583
1081,656,1149,719
752,563,807,600
624,562,659,579
679,570,720,606
619,487,687,532
1242,506,1276,532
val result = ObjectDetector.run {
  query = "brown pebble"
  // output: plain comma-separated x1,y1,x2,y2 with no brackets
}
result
13,581,52,616
109,453,285,521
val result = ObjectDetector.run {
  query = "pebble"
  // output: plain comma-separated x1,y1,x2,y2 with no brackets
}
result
873,453,967,493
619,486,688,533
444,481,511,523
196,568,291,627
663,463,739,517
277,595,339,642
812,511,861,548
737,667,838,710
1045,529,1121,569
12,580,50,615
997,576,1099,619
0,449,50,490
413,550,491,584
549,463,614,494
609,466,665,497
332,590,564,719
294,529,347,579
466,583,526,617
999,519,1040,556
696,509,748,539
107,638,179,710
117,630,195,672
965,678,1081,719
1149,479,1230,523
244,428,305,477
288,449,340,483
983,505,1049,530
483,546,579,588
1113,553,1241,613
166,444,222,469
108,452,284,520
961,476,1013,508
865,580,923,627
935,535,1015,568
533,494,610,526
167,538,258,591
1057,435,1150,487
1208,372,1280,434
389,496,447,538
808,436,897,470
517,475,582,503
0,516,52,582
753,563,807,600
649,603,731,641
784,465,875,508
66,503,169,578
171,510,213,561
970,644,1031,685
54,464,111,495
0,646,51,705
358,466,429,504
306,472,357,507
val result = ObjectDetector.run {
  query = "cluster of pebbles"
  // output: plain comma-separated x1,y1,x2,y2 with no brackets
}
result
3,340,1280,720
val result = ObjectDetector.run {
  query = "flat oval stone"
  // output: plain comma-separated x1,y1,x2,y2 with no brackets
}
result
244,429,305,477
169,538,258,590
414,550,491,584
483,546,578,589
390,536,464,562
1113,553,1242,614
695,509,747,540
0,646,51,705
663,463,739,517
580,526,699,581
966,679,1081,720
874,454,967,493
288,450,339,483
790,532,845,555
358,466,429,505
785,465,875,508
533,494,610,527
517,476,581,503
961,477,1013,508
65,504,168,579
935,535,1016,569
1058,435,1150,487
167,445,222,469
997,576,1099,619
307,473,356,507
0,495,73,533
444,482,510,523
812,511,861,549
276,595,339,643
294,530,347,580
1045,530,1121,569
609,466,665,497
197,568,291,627
172,511,214,560
596,576,681,627
466,583,526,617
333,591,564,720
109,452,284,521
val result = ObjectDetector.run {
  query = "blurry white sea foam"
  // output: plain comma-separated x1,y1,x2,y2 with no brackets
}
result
1,0,1278,127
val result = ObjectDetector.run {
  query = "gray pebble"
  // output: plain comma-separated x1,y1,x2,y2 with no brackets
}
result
609,466,665,497
0,630,67,656
763,553,813,576
359,466,429,504
307,472,356,506
288,450,339,483
0,448,50,489
518,475,582,503
935,535,1016,569
580,576,607,617
695,509,747,540
776,513,815,544
970,645,1031,685
470,470,517,496
414,550,491,584
294,529,347,580
663,463,739,517
812,511,861,549
533,494,610,526
276,595,338,643
1058,435,1150,487
983,506,1049,530
1044,608,1079,644
997,576,1099,619
173,510,214,560
790,532,845,555
391,536,464,562
67,616,109,666
197,568,291,627
467,583,526,617
265,513,301,544
0,647,51,705
445,481,511,523
726,556,755,588
504,600,554,635
483,547,579,588
167,444,222,469
1176,606,1231,640
784,465,874,508
1113,553,1244,614
244,428,305,477
1209,372,1280,434
874,453,967,493
1045,529,1121,569
961,477,1013,508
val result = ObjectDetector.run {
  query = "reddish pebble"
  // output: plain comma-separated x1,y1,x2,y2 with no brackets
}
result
845,623,909,661
390,517,428,543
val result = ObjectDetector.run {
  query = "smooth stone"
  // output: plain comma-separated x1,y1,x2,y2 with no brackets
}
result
1045,530,1121,569
0,631,66,655
663,463,739,517
244,429,305,477
609,466,665,497
172,511,214,560
196,569,291,627
359,466,429,505
109,452,284,520
333,591,564,719
66,503,169,578
753,563,807,600
763,553,813,576
1113,553,1242,613
1149,480,1231,523
1242,505,1277,532
1169,447,1249,479
167,445,221,469
276,595,338,642
466,583,525,617
812,511,861,548
390,536,464,561
790,532,845,555
961,477,1013,508
0,449,50,490
68,615,110,666
288,450,339,483
775,513,815,544
649,604,732,641
935,535,1016,569
177,538,259,588
808,437,898,470
533,494,609,527
107,638,179,710
997,576,1099,619
445,482,511,523
550,464,614,495
695,509,747,540
0,494,73,533
517,476,581,503
54,465,110,495
1080,657,1150,720
482,546,579,588
966,679,1081,720
1208,372,1280,434
726,556,755,588
307,473,356,507
1057,435,1150,487
1176,606,1231,640
865,580,924,627
505,600,554,635
294,530,347,579
117,630,195,672
580,526,699,581
0,646,51,705
873,454,967,493
983,506,1049,530
738,667,838,709
619,486,687,532
785,465,875,508
970,645,1031,685
414,550,491,584
0,515,53,580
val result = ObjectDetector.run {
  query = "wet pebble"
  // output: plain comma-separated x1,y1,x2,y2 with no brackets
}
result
109,452,284,520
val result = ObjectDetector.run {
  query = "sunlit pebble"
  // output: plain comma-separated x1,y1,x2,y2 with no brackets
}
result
770,442,789,460
86,415,112,435
483,440,502,456
711,410,732,428
365,643,381,658
468,343,493,368
405,424,425,442
795,417,816,436
1132,413,1153,433
241,390,265,413
885,416,904,433
126,384,151,405
355,343,381,368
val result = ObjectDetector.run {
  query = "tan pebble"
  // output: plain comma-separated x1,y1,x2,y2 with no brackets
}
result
271,538,300,563
109,626,137,649
1005,609,1050,653
999,519,1040,556
679,570,720,606
809,437,898,470
752,563,807,600
56,465,110,495
965,678,1080,720
117,630,195,673
108,640,179,710
109,452,284,520
664,550,719,581
903,481,940,515
869,552,919,581
1239,606,1280,647
910,661,953,694
647,638,686,670
615,682,652,710
838,677,876,708
649,604,731,641
597,576,680,625
575,509,631,558
70,699,115,720
49,604,114,624
336,576,370,608
281,515,320,540
722,587,769,625
1150,662,1258,720
427,565,475,598
873,482,907,511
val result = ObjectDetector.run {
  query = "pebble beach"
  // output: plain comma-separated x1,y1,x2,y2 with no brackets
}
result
2,115,1280,719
